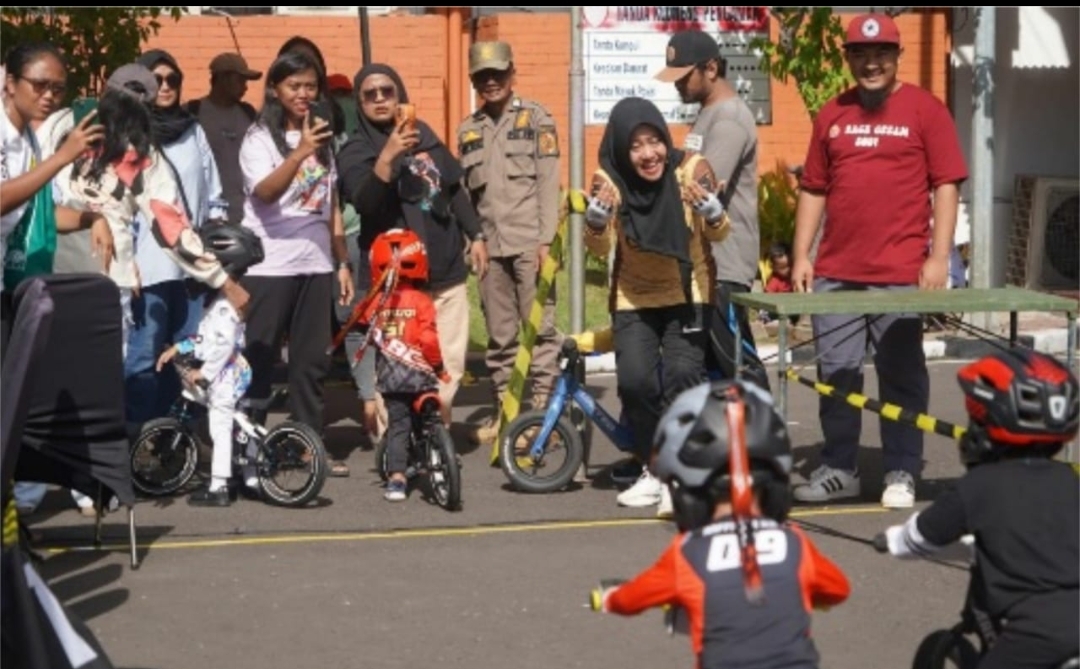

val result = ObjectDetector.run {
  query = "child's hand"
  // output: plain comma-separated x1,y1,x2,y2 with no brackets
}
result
156,345,178,372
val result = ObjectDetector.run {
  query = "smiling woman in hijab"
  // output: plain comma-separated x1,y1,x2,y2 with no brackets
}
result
123,48,228,428
337,62,487,431
583,96,731,512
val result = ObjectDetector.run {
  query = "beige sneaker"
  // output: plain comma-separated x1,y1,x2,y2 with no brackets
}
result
470,416,500,445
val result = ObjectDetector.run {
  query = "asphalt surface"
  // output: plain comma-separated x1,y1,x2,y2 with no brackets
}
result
25,359,981,669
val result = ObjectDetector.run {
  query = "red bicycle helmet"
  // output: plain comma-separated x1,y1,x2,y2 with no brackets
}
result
369,228,428,284
956,348,1079,463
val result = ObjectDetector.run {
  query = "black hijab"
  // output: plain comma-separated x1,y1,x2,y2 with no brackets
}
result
135,49,197,146
598,97,691,300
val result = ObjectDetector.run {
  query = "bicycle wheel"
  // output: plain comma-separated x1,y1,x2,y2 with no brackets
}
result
912,629,980,669
257,420,327,507
500,409,584,494
426,424,461,511
130,417,199,496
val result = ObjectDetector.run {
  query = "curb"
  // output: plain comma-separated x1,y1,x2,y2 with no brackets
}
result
579,326,1077,375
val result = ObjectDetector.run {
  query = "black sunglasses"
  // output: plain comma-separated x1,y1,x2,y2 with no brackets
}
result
154,72,182,89
360,84,396,103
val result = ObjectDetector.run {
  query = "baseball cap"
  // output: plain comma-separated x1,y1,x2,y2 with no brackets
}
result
327,73,352,93
106,63,158,104
844,14,901,47
210,52,262,80
469,41,513,75
655,30,720,82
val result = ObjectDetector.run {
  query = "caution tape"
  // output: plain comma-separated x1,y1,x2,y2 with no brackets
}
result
489,191,586,465
784,369,967,441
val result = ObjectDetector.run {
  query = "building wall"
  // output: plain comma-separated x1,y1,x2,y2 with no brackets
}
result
147,8,951,186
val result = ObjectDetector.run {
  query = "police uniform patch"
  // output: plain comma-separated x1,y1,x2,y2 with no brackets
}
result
514,108,532,130
538,126,559,157
459,129,483,155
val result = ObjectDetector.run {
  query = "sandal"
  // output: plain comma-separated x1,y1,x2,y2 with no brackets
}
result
328,459,350,477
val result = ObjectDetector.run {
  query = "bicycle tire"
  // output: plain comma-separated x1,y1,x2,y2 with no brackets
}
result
499,409,584,494
427,424,461,511
912,628,980,669
257,420,327,507
130,417,199,496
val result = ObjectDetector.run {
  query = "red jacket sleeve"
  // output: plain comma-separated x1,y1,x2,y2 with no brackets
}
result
606,537,681,615
793,527,851,611
414,292,444,372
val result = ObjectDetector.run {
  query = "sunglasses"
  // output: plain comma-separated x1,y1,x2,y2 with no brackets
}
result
360,85,396,103
155,72,182,89
20,76,66,97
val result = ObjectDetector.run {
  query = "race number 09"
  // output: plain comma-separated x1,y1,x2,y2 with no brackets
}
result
706,529,788,572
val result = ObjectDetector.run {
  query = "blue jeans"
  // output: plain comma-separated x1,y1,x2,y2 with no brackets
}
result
125,281,203,423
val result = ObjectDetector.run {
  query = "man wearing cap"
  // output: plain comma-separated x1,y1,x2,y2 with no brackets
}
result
789,14,967,509
656,29,769,392
456,41,562,444
186,53,261,226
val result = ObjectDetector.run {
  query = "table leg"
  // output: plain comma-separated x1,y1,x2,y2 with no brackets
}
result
1068,313,1077,464
778,315,788,421
1009,311,1018,347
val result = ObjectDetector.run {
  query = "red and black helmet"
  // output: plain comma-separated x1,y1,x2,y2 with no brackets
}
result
369,228,428,284
956,348,1079,462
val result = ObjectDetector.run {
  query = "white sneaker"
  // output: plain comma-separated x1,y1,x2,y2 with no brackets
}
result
793,465,861,503
656,484,674,519
881,470,915,509
617,469,662,508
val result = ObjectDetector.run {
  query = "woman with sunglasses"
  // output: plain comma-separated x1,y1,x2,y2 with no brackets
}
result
236,51,354,456
1,43,112,346
338,63,487,433
119,49,228,428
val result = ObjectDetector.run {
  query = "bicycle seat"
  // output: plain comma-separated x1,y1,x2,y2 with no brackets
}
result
412,391,442,416
1057,658,1079,669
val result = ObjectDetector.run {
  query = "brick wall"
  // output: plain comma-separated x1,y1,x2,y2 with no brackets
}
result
148,8,951,186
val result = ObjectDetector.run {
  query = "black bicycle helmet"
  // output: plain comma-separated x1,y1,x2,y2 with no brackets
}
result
653,379,793,531
956,348,1079,465
198,224,265,278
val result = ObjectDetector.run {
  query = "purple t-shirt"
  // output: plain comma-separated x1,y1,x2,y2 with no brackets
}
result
240,124,335,277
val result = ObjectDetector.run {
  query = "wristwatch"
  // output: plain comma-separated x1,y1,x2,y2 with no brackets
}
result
337,260,354,272
471,232,487,243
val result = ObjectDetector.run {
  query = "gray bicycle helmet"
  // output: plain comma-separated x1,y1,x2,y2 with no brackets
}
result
653,379,793,531
199,224,264,278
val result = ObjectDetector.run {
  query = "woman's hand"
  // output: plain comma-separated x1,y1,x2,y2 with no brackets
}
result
683,180,725,223
88,216,113,274
337,265,356,306
57,111,104,164
155,345,178,372
585,181,617,231
379,120,420,165
297,112,333,159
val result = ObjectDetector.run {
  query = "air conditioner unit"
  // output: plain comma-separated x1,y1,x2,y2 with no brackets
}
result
274,6,396,15
1006,175,1080,291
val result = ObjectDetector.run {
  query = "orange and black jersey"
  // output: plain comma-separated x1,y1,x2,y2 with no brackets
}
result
606,517,850,669
365,285,445,395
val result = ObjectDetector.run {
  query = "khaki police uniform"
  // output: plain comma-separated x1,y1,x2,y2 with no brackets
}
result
458,41,562,436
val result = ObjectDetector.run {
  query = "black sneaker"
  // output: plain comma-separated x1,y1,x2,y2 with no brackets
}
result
188,487,231,507
609,458,644,485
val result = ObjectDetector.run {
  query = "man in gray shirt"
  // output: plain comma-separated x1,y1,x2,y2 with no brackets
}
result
656,30,768,389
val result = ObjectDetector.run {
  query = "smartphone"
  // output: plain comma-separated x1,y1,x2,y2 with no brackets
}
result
396,103,416,132
72,97,98,124
309,99,332,128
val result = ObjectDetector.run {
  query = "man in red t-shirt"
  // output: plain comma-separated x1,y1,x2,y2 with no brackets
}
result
789,13,968,509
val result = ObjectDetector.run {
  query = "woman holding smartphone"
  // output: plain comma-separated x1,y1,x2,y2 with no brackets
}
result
337,63,487,429
238,51,354,454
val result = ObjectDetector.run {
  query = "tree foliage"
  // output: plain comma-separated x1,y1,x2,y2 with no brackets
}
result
1,7,186,102
752,7,852,119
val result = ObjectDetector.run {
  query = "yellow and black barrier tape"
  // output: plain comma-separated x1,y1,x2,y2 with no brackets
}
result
784,368,967,441
490,191,587,465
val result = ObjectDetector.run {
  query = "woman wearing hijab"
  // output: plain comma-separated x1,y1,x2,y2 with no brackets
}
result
125,48,227,426
337,63,488,430
583,96,731,511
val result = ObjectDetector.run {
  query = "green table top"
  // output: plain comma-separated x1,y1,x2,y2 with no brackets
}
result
732,287,1080,316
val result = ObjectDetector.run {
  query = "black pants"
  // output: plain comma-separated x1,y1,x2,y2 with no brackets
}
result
240,274,332,432
979,590,1079,669
613,304,708,461
0,290,11,366
384,392,416,475
709,281,770,391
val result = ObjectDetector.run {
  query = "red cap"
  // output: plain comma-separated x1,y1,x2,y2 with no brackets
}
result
844,14,901,47
327,73,352,93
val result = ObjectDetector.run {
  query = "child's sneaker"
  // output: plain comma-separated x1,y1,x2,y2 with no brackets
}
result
617,468,662,508
384,479,408,502
793,465,861,503
881,470,915,509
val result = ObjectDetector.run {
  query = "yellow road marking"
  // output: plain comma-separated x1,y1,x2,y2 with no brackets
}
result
42,505,888,555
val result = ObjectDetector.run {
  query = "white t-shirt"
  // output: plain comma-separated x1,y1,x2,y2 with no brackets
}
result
1,108,37,291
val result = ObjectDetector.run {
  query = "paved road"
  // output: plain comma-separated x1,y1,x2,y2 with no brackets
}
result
27,360,978,669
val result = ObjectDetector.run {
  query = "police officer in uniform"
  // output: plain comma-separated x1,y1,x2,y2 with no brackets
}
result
457,41,561,444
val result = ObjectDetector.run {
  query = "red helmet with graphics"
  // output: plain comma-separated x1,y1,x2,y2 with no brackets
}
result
369,228,428,284
956,348,1079,464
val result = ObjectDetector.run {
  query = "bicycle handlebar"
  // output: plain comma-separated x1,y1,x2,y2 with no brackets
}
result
588,579,626,611
872,532,889,554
